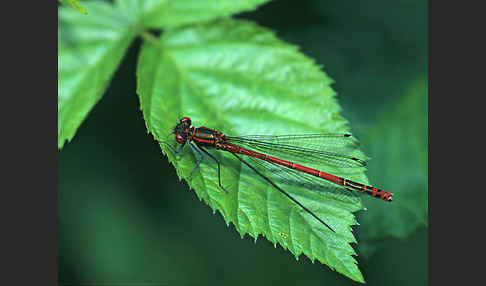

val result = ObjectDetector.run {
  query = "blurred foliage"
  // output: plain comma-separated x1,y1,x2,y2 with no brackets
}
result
358,78,428,256
59,0,427,285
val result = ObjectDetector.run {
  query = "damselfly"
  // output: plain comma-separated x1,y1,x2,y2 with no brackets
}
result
164,117,392,232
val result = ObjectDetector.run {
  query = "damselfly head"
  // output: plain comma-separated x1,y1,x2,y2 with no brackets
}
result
180,117,192,126
173,117,192,143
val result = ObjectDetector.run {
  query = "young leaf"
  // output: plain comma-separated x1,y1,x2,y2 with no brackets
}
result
115,0,271,29
137,19,369,282
358,78,428,256
59,0,88,15
58,1,137,149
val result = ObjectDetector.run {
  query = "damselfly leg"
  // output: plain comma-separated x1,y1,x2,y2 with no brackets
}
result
192,142,228,193
188,142,204,179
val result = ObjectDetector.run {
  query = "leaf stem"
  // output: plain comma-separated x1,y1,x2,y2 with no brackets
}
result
140,31,161,46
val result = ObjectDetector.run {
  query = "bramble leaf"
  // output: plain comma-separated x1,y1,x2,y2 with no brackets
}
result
137,19,369,282
58,1,137,148
358,78,428,256
115,0,271,29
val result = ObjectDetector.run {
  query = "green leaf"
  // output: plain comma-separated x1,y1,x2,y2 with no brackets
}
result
58,1,137,149
115,0,271,29
137,19,369,283
358,78,428,256
59,0,88,15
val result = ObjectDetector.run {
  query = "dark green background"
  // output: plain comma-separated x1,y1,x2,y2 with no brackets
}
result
59,0,428,285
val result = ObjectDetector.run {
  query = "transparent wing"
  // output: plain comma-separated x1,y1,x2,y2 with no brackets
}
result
244,155,361,205
226,134,367,169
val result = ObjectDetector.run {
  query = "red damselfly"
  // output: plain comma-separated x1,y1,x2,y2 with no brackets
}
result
163,117,392,232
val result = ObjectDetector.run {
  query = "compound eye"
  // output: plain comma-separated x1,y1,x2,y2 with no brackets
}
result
175,134,185,144
180,117,191,126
